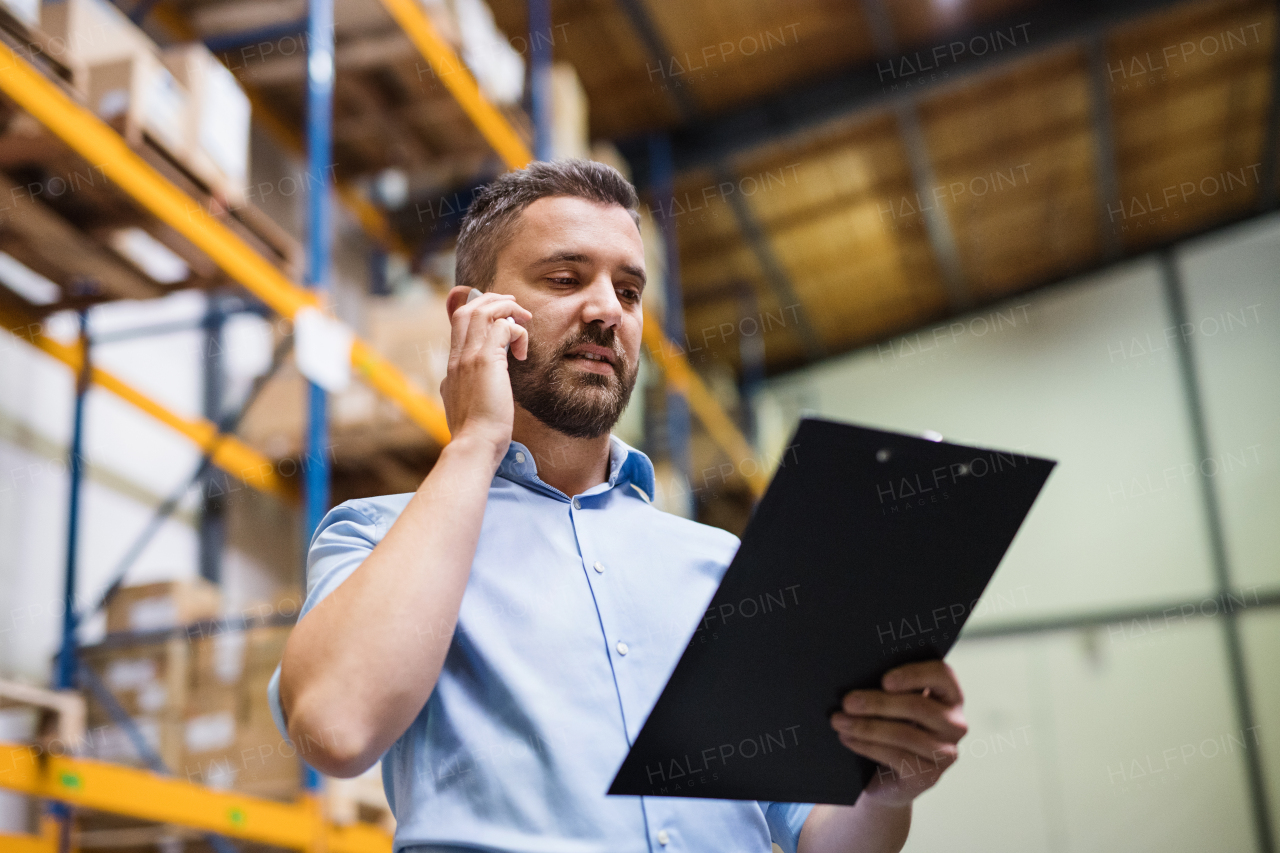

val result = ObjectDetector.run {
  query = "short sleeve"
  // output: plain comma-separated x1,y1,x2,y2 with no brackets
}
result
759,801,816,853
267,501,385,740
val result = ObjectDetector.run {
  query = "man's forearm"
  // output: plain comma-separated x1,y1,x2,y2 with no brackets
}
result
797,800,911,853
279,433,501,776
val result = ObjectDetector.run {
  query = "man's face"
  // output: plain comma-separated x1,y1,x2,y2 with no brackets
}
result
488,195,646,439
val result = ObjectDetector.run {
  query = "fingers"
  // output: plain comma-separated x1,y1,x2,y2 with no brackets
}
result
834,731,955,782
505,317,529,361
838,689,967,742
830,713,960,764
446,288,533,365
882,660,964,707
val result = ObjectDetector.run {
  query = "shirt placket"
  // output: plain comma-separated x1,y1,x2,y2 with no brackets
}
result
569,486,677,853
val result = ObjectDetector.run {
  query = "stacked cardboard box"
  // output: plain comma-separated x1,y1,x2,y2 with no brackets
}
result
40,0,154,71
105,578,222,635
0,0,39,28
82,588,300,801
85,46,190,163
227,625,299,800
239,283,453,462
161,43,251,205
42,0,250,203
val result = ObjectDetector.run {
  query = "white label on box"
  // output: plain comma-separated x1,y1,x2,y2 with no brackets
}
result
294,306,353,392
142,63,187,153
454,0,524,105
104,657,156,691
91,718,160,762
199,60,250,184
185,711,236,753
204,760,238,789
96,87,129,120
2,0,40,27
213,632,246,683
136,681,168,713
128,596,178,631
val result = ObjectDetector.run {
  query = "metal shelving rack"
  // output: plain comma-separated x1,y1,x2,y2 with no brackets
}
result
0,0,766,848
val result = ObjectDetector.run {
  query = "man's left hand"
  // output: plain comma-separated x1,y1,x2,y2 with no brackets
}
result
829,660,968,807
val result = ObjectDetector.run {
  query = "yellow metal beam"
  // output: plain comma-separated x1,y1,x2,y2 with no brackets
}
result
151,3,412,258
0,743,390,852
243,80,412,256
0,815,59,853
0,832,53,853
641,311,767,495
159,0,763,495
373,0,766,495
0,38,451,447
376,0,533,170
0,303,297,502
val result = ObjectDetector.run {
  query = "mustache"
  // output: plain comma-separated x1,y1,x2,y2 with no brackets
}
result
554,326,626,365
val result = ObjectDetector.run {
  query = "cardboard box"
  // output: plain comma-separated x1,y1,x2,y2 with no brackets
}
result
105,579,222,635
1,0,40,29
86,50,191,163
80,625,301,800
550,62,588,160
40,0,153,76
162,43,250,205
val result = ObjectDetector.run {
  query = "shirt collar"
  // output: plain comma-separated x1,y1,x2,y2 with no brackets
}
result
496,434,656,502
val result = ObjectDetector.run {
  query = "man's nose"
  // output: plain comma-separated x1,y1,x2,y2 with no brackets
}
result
580,274,623,328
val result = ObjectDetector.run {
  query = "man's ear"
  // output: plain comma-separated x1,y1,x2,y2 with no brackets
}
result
445,285,472,320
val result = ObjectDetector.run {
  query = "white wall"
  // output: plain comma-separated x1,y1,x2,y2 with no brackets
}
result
756,212,1280,852
0,289,295,684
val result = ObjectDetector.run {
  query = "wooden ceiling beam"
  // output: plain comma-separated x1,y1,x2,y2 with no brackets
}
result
614,0,827,362
1254,2,1280,212
619,0,1202,184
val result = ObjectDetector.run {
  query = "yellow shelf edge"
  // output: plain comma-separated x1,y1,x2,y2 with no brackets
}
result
0,743,391,853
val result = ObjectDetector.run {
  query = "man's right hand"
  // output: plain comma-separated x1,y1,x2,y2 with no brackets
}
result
280,285,530,778
441,286,532,465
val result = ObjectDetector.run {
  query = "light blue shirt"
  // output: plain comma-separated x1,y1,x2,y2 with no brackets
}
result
269,435,814,853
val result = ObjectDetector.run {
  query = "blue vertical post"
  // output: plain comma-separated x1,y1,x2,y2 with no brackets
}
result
648,133,692,510
528,0,553,160
53,309,89,852
303,0,334,793
199,293,226,584
57,309,90,690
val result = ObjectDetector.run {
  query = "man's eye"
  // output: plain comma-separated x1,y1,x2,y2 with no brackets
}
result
619,289,641,303
548,277,578,285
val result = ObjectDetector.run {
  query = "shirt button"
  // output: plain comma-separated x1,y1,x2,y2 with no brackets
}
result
657,830,670,845
593,561,605,573
515,452,525,463
616,641,628,656
572,497,581,509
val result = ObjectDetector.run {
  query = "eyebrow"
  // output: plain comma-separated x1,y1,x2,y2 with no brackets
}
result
532,252,647,287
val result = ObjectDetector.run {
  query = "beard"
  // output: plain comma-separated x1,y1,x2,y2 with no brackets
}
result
508,322,638,439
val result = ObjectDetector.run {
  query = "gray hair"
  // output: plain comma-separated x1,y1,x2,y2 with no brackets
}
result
456,159,641,292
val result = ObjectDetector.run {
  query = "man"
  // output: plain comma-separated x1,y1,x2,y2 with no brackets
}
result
269,160,968,853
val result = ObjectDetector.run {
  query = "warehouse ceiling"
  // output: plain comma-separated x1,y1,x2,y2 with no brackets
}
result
0,0,1271,507
487,0,1280,375
41,0,1275,380
179,0,1277,378
0,0,1274,385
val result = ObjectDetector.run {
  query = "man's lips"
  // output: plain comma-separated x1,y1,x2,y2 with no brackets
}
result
564,344,617,366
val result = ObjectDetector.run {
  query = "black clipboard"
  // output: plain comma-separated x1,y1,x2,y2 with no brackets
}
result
608,417,1056,805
